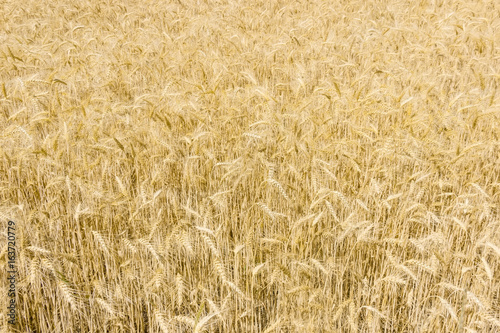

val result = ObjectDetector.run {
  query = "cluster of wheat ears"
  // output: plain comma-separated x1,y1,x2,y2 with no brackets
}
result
0,0,499,332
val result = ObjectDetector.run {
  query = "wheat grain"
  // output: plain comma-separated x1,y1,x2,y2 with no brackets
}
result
92,230,110,257
175,273,186,309
194,312,219,333
56,276,80,313
154,309,171,333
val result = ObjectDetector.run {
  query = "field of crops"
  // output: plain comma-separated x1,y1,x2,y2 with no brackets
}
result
1,0,499,331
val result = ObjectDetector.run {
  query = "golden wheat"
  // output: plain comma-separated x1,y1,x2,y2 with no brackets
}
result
1,0,500,331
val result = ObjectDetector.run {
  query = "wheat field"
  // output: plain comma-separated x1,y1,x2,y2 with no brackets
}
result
0,0,499,332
